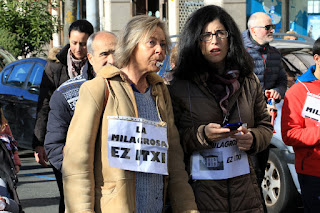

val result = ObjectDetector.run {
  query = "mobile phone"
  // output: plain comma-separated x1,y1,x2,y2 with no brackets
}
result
223,122,243,130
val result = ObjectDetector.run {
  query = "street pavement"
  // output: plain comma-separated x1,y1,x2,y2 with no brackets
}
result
17,149,59,213
16,149,304,213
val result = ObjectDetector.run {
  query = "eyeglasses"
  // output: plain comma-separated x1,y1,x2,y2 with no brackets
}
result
253,24,276,31
200,30,229,41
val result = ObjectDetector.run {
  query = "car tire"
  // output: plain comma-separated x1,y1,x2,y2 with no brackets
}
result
262,148,298,212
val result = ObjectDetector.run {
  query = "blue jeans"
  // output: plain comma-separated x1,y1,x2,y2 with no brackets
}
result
298,173,320,213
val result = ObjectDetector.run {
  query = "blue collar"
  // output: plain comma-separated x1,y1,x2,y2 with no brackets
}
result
296,65,318,83
131,84,151,93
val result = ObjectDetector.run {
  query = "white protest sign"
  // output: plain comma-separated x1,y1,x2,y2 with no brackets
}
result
107,116,168,175
302,92,320,122
191,137,249,180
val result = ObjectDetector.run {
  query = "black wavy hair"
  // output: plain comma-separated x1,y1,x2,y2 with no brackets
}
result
174,5,253,79
68,19,94,37
313,37,320,56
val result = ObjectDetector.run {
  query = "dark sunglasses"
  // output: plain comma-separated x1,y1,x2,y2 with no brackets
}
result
253,24,276,31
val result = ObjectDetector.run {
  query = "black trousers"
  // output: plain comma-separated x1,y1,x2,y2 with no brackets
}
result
52,167,65,213
298,173,320,213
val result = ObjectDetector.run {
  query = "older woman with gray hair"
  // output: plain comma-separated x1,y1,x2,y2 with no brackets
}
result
62,15,198,213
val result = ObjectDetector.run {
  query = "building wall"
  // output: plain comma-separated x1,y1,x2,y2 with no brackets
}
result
204,0,247,32
96,0,313,43
246,0,312,37
168,0,247,36
168,0,179,36
102,0,132,35
78,0,248,37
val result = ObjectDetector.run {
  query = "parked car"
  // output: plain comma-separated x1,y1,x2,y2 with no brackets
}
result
0,58,47,150
159,33,315,212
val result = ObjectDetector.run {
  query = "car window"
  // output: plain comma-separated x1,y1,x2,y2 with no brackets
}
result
5,62,33,87
1,65,13,83
27,63,44,87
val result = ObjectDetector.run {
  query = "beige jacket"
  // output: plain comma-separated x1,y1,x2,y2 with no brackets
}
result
62,65,198,213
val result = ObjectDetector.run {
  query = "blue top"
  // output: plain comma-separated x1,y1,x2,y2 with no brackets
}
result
133,85,163,213
296,65,318,83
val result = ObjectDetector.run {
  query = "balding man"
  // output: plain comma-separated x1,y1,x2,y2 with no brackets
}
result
242,12,287,100
44,31,117,213
87,31,117,72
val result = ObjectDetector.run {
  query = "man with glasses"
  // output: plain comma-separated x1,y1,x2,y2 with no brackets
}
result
242,12,287,100
242,12,287,212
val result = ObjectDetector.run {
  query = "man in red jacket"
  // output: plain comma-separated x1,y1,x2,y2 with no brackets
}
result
281,37,320,212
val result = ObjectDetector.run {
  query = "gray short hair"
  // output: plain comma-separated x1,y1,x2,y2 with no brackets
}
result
87,31,117,55
115,15,171,68
247,12,268,29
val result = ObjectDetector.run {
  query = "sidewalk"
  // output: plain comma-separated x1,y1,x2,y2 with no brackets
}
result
17,150,59,213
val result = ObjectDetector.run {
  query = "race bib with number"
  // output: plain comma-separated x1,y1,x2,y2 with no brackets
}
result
301,92,320,122
107,116,169,175
191,137,250,180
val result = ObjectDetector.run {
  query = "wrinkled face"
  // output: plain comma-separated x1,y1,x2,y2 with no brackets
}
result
69,30,90,60
250,14,274,45
88,33,117,73
131,26,166,74
200,19,229,68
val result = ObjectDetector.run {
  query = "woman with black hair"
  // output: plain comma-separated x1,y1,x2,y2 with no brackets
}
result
169,5,273,212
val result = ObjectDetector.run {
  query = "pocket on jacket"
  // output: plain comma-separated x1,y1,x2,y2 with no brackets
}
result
97,180,134,211
311,147,320,160
100,181,117,195
98,179,131,196
94,181,122,207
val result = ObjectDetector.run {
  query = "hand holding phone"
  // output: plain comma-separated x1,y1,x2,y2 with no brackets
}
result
223,122,243,131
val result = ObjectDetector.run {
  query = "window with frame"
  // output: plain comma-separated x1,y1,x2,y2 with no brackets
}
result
27,63,44,88
5,62,33,87
308,0,320,14
2,66,13,83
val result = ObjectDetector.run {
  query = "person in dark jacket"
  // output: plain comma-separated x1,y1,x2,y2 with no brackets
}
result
169,5,273,212
43,31,117,213
33,19,94,168
242,12,287,100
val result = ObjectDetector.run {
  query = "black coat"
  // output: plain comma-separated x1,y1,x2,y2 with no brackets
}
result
33,44,70,148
